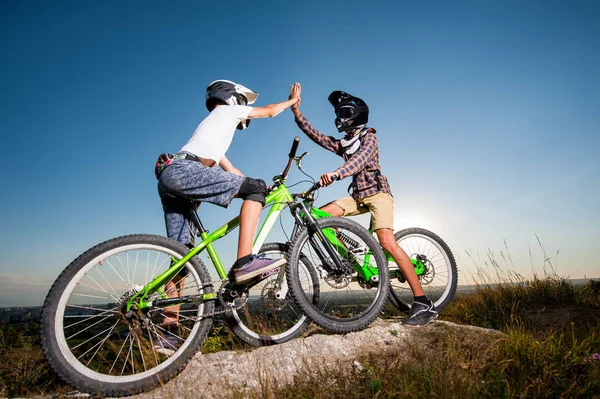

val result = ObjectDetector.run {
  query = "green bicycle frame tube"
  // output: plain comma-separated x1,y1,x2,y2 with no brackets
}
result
127,184,295,311
309,206,424,278
307,207,379,282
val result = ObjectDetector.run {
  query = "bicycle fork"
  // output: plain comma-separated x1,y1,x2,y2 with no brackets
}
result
294,202,348,276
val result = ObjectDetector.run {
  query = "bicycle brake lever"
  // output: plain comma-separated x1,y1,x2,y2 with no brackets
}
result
294,152,309,169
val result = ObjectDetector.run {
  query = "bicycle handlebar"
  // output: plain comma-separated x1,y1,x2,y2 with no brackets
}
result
280,136,300,180
274,136,339,199
302,174,339,198
289,136,300,159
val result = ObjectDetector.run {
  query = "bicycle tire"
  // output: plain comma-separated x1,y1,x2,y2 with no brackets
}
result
41,234,214,397
286,217,389,333
388,228,458,312
226,242,319,346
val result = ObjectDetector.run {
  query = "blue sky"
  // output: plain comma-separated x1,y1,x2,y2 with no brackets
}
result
1,0,599,306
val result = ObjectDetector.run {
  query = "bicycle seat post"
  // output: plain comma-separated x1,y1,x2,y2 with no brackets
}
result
188,202,206,235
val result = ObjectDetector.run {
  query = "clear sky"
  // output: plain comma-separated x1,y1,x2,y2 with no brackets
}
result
1,0,599,307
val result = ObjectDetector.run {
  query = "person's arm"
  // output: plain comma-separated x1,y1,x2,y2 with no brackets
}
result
293,111,341,154
290,84,341,154
247,83,300,119
333,133,378,180
219,155,244,177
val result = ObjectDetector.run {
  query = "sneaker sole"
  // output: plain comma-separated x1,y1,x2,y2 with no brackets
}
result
402,312,439,328
234,259,286,284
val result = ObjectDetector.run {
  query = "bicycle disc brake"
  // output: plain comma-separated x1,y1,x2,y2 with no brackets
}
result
417,255,435,285
321,258,353,289
260,280,288,309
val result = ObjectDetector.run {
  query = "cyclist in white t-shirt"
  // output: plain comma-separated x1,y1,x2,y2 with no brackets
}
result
157,80,300,287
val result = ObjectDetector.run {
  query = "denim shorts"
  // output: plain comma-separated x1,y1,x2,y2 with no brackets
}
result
157,158,245,244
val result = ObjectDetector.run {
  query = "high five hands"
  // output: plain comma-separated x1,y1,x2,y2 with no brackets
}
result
290,83,301,111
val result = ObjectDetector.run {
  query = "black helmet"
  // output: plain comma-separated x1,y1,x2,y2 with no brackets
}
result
328,90,369,132
206,80,259,130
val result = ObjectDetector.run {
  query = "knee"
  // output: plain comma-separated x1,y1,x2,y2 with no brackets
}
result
377,230,397,251
320,202,344,217
237,177,268,206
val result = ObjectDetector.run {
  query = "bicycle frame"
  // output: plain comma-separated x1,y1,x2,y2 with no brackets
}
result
305,207,380,283
127,185,398,311
308,208,426,278
126,184,294,311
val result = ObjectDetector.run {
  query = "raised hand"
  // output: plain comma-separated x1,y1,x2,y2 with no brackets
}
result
290,82,301,110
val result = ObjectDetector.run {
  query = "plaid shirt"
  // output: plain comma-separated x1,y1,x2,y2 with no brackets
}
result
294,113,392,199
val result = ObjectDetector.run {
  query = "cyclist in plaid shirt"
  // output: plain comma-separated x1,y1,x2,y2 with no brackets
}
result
290,83,438,327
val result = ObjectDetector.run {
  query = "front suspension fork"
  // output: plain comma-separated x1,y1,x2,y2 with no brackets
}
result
295,203,347,275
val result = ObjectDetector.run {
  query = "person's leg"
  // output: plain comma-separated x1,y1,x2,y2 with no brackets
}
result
365,193,425,295
229,177,286,284
160,161,282,285
162,273,185,326
321,196,360,217
158,160,244,327
376,228,424,297
157,185,193,333
365,193,437,326
320,201,345,216
237,199,262,258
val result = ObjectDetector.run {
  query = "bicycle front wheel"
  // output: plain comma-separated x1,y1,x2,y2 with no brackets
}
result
41,234,214,397
226,242,318,346
286,217,389,333
388,228,458,312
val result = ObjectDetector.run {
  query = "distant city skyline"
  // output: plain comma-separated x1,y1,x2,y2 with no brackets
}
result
1,0,599,306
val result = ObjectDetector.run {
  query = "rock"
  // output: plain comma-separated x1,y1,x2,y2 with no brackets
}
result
127,319,501,399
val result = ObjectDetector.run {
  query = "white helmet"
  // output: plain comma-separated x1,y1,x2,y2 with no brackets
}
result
205,80,258,130
206,79,258,109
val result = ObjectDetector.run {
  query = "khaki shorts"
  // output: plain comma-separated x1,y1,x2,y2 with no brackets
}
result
332,193,394,231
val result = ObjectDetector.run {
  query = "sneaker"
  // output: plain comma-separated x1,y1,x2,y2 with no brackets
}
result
231,254,286,285
403,300,438,327
152,331,180,356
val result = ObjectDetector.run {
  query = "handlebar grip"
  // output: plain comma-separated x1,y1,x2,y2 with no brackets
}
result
315,173,338,189
289,136,300,158
307,173,338,194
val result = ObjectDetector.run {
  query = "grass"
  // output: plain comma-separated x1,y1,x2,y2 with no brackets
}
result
233,276,600,399
0,323,70,397
0,318,247,397
2,266,599,397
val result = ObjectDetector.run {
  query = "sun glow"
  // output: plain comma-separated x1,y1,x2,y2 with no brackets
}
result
393,210,437,232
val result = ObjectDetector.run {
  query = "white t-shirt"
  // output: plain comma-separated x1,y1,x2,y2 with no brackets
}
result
180,105,252,163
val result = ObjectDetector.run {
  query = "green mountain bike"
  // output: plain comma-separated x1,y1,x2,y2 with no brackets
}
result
282,164,458,316
40,137,390,397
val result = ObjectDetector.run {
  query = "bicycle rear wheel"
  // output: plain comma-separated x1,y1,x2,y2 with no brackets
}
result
41,234,214,397
286,217,389,333
388,228,458,312
226,242,318,346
